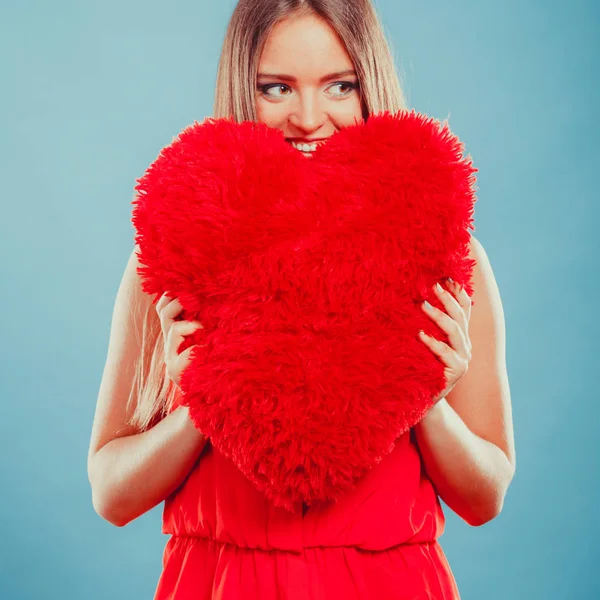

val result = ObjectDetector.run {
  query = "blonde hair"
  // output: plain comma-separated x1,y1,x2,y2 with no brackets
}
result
128,0,408,431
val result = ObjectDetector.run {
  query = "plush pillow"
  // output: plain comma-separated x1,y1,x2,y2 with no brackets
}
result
131,110,477,513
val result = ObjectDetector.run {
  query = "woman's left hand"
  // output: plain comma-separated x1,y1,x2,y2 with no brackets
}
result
419,278,473,405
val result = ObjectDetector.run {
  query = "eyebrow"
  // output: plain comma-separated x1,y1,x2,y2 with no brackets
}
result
256,69,357,83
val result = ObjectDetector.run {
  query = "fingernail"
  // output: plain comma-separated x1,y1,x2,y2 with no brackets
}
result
435,282,443,293
423,300,432,310
447,277,454,284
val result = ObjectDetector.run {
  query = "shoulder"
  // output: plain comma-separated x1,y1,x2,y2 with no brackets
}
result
467,234,504,321
468,234,490,274
464,234,507,375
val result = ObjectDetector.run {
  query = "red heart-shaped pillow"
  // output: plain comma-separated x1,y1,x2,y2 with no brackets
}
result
132,110,477,513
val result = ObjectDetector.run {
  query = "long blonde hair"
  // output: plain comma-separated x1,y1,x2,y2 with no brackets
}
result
128,0,408,432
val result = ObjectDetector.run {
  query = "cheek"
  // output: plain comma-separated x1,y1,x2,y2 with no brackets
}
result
334,98,366,127
255,98,286,127
255,95,365,128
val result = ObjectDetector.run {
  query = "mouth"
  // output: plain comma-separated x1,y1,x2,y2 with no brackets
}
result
286,139,328,155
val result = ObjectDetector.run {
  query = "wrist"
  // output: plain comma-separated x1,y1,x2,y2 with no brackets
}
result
175,405,208,443
416,396,448,430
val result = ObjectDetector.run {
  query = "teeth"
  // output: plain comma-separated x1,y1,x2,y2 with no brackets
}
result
290,141,319,152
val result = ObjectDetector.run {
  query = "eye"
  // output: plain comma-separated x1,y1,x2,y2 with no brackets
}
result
257,81,360,100
327,81,359,97
257,84,292,98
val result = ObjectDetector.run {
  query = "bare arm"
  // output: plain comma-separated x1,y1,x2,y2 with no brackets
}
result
413,399,513,526
413,236,515,526
88,247,206,527
89,405,207,527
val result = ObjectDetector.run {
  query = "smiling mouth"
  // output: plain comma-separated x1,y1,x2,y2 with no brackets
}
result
287,140,327,153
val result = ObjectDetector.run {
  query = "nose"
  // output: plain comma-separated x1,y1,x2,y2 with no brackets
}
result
288,93,325,135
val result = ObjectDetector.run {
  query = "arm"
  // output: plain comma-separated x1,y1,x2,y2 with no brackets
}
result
87,248,207,527
413,236,516,526
413,399,514,526
89,405,207,528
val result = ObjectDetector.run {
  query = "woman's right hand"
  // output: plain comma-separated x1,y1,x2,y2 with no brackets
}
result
155,292,204,389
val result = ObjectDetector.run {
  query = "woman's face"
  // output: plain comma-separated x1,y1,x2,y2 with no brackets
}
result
256,12,365,156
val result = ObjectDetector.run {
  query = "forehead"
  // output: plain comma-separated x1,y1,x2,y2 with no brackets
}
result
259,13,354,76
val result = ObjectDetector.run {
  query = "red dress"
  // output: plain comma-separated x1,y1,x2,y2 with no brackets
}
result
153,428,461,599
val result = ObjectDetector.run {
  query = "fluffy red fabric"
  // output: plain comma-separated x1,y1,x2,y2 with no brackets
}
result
132,110,477,513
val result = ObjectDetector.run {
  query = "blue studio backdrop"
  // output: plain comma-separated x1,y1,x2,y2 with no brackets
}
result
0,0,597,598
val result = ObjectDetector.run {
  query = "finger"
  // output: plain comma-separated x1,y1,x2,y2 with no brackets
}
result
445,279,472,322
421,299,465,353
171,320,204,340
166,321,204,356
172,344,204,384
418,331,455,363
157,296,181,340
433,282,468,332
156,291,174,313
175,344,198,369
418,332,468,379
159,296,185,325
166,346,192,388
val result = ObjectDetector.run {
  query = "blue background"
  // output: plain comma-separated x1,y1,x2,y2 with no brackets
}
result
1,0,597,598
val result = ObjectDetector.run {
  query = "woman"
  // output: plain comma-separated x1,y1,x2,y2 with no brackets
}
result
88,1,516,598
